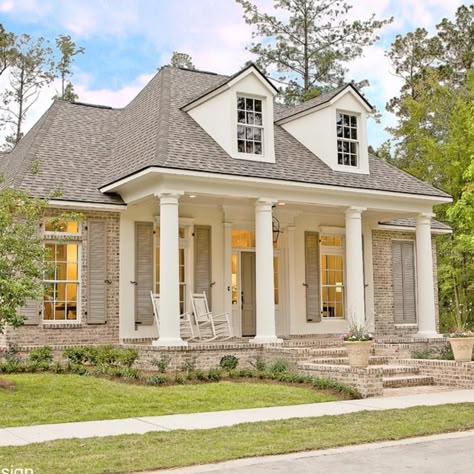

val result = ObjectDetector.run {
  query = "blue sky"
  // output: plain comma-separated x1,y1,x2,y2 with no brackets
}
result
0,0,468,147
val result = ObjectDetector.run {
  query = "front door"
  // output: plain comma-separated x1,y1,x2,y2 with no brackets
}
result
241,251,256,337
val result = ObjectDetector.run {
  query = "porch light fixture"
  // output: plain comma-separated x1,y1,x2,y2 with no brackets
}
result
278,202,285,206
189,195,197,198
272,215,282,243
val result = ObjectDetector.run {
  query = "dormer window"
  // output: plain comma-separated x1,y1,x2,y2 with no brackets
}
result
237,96,263,155
336,112,358,167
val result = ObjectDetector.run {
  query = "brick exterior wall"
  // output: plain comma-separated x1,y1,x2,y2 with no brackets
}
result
372,230,439,337
2,208,121,347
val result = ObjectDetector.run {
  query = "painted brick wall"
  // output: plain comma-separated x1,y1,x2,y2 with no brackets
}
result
372,230,439,336
2,208,121,347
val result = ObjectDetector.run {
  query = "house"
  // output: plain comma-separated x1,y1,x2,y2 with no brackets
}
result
0,64,452,348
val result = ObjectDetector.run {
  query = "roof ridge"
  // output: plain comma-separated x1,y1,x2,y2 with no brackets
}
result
154,66,171,165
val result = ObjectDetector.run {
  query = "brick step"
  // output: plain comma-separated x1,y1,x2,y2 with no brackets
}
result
379,365,420,376
307,356,389,366
383,375,434,388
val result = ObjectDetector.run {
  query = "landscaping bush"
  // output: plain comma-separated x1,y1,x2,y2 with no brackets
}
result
251,356,267,371
29,346,53,364
207,368,222,382
181,356,197,374
219,355,239,370
152,355,171,373
195,370,206,381
267,358,291,375
147,374,168,386
63,346,139,367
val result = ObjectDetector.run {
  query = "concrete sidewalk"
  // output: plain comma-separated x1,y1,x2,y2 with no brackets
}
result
1,389,473,447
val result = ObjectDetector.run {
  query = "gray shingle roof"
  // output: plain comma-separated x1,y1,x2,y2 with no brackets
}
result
1,66,450,204
274,83,373,122
379,218,452,231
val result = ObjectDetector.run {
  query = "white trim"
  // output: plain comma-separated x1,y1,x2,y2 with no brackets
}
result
182,66,277,112
100,167,452,204
48,200,127,211
43,217,82,238
276,87,372,125
376,224,452,235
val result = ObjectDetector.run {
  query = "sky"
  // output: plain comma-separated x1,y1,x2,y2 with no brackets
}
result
0,0,469,148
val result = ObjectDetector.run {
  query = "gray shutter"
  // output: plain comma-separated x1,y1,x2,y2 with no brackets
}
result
19,300,40,325
135,222,154,325
88,220,107,324
194,225,212,309
392,241,416,323
305,232,321,322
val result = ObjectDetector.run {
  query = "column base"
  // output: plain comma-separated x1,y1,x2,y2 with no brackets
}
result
415,331,439,339
152,338,188,347
249,336,283,345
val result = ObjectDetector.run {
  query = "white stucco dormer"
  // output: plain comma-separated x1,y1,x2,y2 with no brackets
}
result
182,64,278,163
277,85,373,175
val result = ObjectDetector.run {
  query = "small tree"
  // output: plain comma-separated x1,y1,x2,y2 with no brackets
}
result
0,186,48,332
55,34,84,101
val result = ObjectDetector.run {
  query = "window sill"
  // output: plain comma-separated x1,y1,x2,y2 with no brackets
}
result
394,324,418,328
42,322,82,329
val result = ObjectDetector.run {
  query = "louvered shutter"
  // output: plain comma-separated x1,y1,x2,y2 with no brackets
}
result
135,222,154,325
88,220,107,324
19,300,40,325
392,241,416,323
194,225,212,309
305,232,321,322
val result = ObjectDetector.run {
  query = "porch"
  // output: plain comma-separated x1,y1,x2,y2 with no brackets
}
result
117,177,440,347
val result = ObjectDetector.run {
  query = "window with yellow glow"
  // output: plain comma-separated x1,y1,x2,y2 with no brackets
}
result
44,243,80,321
232,229,278,249
231,255,238,305
320,235,345,318
44,220,79,234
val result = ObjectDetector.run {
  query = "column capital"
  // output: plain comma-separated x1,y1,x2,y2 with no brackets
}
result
256,198,276,211
156,192,183,204
416,212,435,225
345,206,366,218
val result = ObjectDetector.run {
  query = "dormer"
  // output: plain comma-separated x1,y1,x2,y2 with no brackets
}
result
182,64,278,163
276,84,373,174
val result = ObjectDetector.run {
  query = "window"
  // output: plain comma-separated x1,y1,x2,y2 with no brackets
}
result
237,96,263,155
336,112,358,167
44,242,80,321
320,235,345,318
231,229,277,249
44,220,80,236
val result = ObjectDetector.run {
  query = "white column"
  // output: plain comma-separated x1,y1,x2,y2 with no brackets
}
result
416,213,438,337
345,207,366,327
153,192,187,347
251,199,282,344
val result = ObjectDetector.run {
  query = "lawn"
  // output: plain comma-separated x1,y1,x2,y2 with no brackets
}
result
0,373,338,427
0,404,472,474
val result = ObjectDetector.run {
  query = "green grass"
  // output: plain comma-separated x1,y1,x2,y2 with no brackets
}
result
0,404,472,474
0,373,337,427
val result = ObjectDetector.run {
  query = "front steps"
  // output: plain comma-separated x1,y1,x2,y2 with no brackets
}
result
295,344,436,394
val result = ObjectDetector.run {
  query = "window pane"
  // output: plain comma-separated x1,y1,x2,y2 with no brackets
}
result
246,127,253,139
350,115,357,127
237,110,246,123
337,126,343,137
237,97,245,110
336,113,343,125
344,127,350,139
255,142,262,155
254,113,262,126
246,142,254,154
245,98,253,110
237,125,245,139
238,140,245,153
246,111,254,124
254,99,262,112
343,114,349,126
254,128,262,141
351,127,357,140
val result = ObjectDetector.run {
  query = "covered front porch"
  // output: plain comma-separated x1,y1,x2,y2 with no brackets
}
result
114,169,441,347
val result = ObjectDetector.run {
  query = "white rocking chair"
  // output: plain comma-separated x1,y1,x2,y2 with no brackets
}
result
150,292,196,340
191,292,233,340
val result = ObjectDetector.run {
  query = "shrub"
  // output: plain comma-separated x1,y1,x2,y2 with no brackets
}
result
219,355,239,370
251,356,267,371
29,346,53,364
195,370,206,381
207,368,222,382
175,374,186,384
267,358,291,375
63,346,138,367
181,356,197,373
147,374,168,386
237,368,255,378
152,355,171,373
